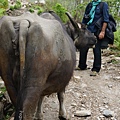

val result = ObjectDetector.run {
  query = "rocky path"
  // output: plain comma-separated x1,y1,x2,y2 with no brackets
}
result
0,49,120,120
39,49,120,120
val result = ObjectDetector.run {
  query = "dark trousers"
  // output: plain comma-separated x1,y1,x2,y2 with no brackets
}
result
78,39,102,72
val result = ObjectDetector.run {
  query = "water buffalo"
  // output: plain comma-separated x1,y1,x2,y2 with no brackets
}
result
40,11,96,49
0,12,96,120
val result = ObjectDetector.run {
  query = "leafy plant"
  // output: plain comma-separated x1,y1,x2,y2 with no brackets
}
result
29,8,34,13
37,9,44,15
0,86,6,93
0,8,6,17
9,0,22,11
0,0,8,9
27,4,44,14
0,0,8,16
14,0,22,9
114,28,120,50
52,3,67,23
71,2,88,21
9,6,14,11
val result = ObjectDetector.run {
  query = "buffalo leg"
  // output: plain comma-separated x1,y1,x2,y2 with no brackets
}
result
34,96,44,120
3,77,17,107
57,92,69,120
14,87,41,120
0,19,18,107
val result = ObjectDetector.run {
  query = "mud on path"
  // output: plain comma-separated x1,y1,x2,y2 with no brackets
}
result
40,49,120,120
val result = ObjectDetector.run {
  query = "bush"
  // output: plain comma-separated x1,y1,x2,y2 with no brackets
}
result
29,8,34,13
0,8,6,17
0,0,8,16
0,0,8,9
14,0,21,9
114,28,120,50
37,9,44,15
9,6,14,11
52,3,68,23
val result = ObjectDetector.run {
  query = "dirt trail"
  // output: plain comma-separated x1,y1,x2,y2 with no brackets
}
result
41,49,120,120
0,49,120,120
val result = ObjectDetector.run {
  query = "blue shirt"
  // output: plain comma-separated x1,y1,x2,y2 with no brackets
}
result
82,2,109,33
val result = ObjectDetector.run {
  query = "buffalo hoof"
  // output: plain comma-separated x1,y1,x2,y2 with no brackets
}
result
34,118,43,120
34,113,43,120
59,115,70,120
34,116,43,120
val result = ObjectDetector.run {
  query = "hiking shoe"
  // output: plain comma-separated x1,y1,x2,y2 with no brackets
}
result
75,67,81,70
75,67,87,70
90,71,98,76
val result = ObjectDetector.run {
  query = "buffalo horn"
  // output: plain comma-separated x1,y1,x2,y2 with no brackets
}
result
65,12,80,32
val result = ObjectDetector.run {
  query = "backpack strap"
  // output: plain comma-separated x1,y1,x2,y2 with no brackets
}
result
99,2,104,12
99,2,117,32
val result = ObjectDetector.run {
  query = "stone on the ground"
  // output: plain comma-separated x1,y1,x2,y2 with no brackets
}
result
103,109,114,117
74,110,91,117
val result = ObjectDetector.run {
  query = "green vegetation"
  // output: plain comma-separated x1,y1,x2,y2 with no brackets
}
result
0,0,22,16
0,0,8,16
0,8,6,17
0,0,8,9
52,3,67,22
37,9,43,15
0,86,14,120
0,87,6,97
28,4,44,14
14,0,21,9
10,0,21,11
114,28,120,50
28,8,34,13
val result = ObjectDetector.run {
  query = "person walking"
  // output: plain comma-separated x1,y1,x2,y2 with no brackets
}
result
76,0,110,76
